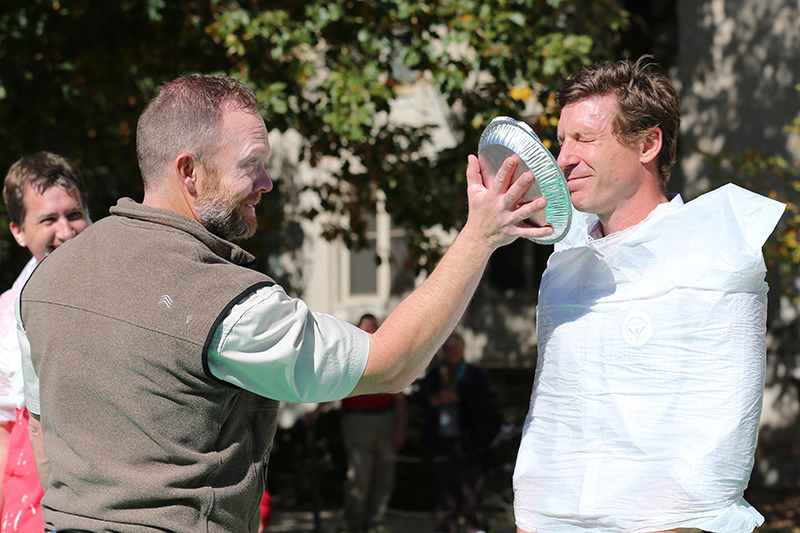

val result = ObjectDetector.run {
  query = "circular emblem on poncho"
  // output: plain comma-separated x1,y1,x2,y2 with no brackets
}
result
622,311,652,347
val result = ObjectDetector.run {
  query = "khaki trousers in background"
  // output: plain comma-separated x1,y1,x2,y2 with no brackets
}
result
340,409,397,532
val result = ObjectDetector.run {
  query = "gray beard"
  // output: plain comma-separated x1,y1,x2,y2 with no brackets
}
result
195,189,254,241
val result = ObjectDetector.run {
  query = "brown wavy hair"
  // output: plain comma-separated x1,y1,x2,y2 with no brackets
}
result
558,56,680,189
3,151,87,225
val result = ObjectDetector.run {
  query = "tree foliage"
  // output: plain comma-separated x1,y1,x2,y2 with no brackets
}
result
0,0,629,290
702,88,800,303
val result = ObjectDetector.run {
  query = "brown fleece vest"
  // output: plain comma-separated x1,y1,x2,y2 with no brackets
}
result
21,198,278,533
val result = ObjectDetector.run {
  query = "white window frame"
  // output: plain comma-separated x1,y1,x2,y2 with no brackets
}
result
340,193,413,306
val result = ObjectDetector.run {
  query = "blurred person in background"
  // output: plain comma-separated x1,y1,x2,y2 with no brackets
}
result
420,332,499,533
0,151,89,532
306,313,406,533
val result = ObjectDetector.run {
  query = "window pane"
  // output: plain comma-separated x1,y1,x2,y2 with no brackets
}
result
350,243,378,295
390,236,415,295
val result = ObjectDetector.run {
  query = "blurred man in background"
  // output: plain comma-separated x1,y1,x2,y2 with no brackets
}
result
306,313,407,533
420,332,499,533
0,151,89,532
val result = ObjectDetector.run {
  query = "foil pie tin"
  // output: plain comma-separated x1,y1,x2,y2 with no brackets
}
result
478,116,572,244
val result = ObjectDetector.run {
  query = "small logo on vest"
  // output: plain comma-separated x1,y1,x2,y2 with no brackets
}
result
158,294,173,309
622,311,651,347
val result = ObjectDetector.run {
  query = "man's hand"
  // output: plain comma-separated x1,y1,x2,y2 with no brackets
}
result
353,153,553,396
462,154,554,250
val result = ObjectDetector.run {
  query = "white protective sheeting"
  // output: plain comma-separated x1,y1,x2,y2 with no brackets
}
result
0,257,36,422
514,184,785,533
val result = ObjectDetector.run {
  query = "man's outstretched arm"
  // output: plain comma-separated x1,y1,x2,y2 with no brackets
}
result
352,155,553,395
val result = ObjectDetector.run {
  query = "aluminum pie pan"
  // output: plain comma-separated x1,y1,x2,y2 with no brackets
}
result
478,116,571,244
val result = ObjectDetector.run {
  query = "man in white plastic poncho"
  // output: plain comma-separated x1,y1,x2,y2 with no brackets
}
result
513,56,785,533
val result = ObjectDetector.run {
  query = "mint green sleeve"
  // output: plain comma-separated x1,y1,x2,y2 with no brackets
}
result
207,285,370,403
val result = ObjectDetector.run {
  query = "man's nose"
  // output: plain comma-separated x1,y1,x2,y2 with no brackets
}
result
256,168,273,194
556,141,575,171
54,218,79,241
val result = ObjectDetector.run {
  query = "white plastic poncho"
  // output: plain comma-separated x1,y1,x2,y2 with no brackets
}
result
0,257,37,423
513,184,785,533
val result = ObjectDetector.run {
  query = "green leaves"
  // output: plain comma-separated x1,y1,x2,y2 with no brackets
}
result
0,0,629,289
702,113,800,302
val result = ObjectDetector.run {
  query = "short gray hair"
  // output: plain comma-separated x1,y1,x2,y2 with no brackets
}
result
136,74,260,189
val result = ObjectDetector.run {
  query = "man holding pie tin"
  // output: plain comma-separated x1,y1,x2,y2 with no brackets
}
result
16,73,552,533
492,56,784,533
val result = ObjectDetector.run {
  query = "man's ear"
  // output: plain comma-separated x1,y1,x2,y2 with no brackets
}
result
175,153,199,196
640,127,663,165
9,221,27,248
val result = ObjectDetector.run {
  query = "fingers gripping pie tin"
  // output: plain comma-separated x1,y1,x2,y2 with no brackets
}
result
478,116,572,244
